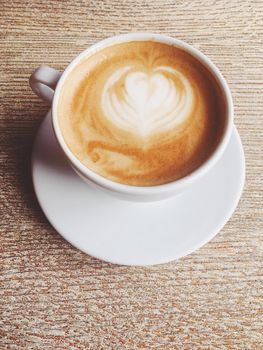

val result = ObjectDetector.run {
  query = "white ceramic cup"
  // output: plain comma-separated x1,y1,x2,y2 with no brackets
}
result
29,33,233,202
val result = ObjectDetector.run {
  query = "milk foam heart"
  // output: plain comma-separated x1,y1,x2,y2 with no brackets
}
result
102,66,194,137
58,41,226,186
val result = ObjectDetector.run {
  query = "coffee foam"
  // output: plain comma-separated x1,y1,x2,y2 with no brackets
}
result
58,41,226,186
102,65,194,137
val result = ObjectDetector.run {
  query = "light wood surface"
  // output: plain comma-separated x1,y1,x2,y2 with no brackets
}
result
1,1,263,349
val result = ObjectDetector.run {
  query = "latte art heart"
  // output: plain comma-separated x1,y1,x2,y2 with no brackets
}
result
102,66,194,137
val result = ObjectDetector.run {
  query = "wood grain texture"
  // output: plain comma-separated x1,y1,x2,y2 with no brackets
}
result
0,1,262,349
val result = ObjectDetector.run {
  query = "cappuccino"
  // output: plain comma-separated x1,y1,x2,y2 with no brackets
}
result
58,41,226,186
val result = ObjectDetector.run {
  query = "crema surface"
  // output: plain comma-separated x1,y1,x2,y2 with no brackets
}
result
58,41,226,186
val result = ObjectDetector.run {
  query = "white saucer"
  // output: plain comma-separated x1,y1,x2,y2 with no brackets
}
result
32,112,245,265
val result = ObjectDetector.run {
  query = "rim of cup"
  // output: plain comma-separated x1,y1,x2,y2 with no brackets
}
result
52,32,233,196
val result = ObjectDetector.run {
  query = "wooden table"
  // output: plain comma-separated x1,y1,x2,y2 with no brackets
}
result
1,1,262,349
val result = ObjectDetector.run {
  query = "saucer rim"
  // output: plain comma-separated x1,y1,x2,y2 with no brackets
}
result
32,112,245,266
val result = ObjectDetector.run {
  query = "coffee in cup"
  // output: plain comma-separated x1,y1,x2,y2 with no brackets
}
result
58,40,226,186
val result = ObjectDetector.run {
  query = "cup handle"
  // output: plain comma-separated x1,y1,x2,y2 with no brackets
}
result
29,65,62,104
